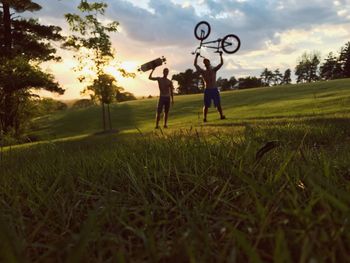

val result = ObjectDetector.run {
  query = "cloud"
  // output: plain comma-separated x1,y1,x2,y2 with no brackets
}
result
19,0,350,98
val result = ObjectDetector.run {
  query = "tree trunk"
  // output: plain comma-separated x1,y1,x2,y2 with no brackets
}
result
107,103,112,130
2,1,12,54
101,102,106,131
1,1,16,134
2,91,16,134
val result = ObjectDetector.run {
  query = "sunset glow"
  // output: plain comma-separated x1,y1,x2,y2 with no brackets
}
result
28,0,350,100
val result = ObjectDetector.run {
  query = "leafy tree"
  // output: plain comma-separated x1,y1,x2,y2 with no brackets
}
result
72,99,95,109
86,73,121,129
0,0,64,136
260,68,273,86
229,76,238,89
281,69,292,85
217,77,229,91
339,42,350,78
320,52,343,80
116,88,136,102
237,76,263,89
64,0,134,131
295,52,320,83
172,69,203,94
32,98,67,116
272,69,283,86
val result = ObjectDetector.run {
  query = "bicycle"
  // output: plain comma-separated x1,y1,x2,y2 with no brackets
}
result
192,21,241,56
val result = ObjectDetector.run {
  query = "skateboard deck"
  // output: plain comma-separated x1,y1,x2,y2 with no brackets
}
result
138,56,166,72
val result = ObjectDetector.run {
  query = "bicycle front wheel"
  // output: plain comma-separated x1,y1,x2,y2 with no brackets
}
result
221,34,241,54
194,21,211,41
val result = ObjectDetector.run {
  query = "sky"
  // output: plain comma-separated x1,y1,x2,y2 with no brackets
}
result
26,0,350,99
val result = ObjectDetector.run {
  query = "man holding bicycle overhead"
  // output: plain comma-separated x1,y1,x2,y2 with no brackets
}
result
194,52,226,122
149,67,174,129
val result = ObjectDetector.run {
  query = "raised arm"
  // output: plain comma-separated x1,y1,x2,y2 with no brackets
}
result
149,68,158,81
194,53,203,73
214,52,224,71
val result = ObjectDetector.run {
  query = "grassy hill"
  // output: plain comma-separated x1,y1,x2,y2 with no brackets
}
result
1,79,350,262
30,79,350,141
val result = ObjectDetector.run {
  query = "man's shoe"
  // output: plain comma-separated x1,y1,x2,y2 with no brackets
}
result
220,116,226,120
203,118,207,122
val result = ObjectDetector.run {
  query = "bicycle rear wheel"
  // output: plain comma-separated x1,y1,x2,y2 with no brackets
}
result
221,34,241,54
194,21,211,41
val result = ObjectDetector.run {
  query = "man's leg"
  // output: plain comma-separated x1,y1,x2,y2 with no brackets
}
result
156,99,162,128
217,104,225,119
164,111,168,128
155,112,161,128
203,106,209,122
163,98,170,128
214,90,225,119
203,90,210,122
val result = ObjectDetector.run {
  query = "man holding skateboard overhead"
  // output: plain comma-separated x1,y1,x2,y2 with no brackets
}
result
194,52,226,122
149,67,174,129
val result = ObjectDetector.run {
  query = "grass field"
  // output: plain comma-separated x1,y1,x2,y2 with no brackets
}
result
1,79,350,262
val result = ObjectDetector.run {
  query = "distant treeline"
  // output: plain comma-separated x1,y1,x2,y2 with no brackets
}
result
173,42,350,93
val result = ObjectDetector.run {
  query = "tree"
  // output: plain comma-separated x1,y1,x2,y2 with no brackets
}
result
237,76,262,89
172,69,203,94
272,69,283,86
0,0,64,136
260,68,273,86
295,51,320,83
320,52,343,80
64,0,134,131
229,76,238,89
72,99,95,109
217,77,230,91
86,73,120,130
116,89,136,102
281,69,292,85
339,42,350,78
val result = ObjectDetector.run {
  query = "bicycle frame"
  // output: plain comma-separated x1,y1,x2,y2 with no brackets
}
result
193,39,222,57
193,21,240,56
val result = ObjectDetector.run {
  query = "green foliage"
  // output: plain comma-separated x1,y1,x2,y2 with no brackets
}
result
237,76,262,89
272,68,283,86
0,57,63,94
116,90,137,102
339,42,350,77
64,0,134,131
72,99,96,109
295,51,321,83
0,0,64,135
87,73,119,104
172,68,203,94
282,69,292,85
217,76,237,91
320,52,343,80
260,68,273,86
35,98,67,114
64,1,119,78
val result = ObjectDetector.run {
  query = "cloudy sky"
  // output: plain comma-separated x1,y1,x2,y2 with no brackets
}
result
28,0,350,99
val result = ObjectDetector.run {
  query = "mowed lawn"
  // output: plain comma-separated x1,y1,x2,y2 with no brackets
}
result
30,78,350,141
1,79,350,262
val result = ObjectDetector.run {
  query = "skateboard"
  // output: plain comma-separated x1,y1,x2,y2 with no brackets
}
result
138,56,166,72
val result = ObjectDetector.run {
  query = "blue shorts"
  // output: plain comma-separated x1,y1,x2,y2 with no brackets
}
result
157,96,171,114
204,88,221,108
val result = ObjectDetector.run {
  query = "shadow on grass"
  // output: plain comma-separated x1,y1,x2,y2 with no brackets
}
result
32,103,137,141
